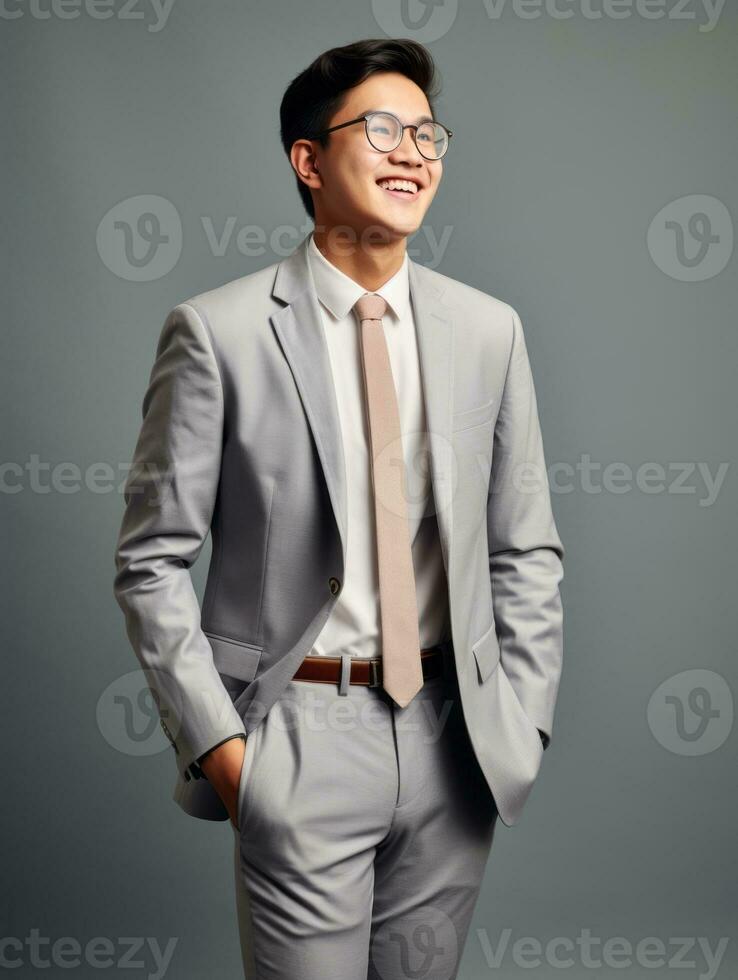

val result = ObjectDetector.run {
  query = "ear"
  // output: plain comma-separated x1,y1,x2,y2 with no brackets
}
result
290,139,321,188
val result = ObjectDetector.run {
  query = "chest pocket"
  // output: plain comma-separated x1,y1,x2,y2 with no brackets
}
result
452,397,496,432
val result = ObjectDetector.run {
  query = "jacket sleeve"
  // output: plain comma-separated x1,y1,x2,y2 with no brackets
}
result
113,303,246,780
486,306,565,745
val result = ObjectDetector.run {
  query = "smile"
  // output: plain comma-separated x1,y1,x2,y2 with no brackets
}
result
376,177,421,198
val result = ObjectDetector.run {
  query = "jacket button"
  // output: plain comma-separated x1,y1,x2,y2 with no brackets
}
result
328,576,341,595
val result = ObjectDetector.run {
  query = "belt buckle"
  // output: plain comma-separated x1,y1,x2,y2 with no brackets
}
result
368,657,382,688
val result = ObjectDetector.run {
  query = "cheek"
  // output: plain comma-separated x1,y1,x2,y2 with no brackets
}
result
336,157,373,194
344,168,383,209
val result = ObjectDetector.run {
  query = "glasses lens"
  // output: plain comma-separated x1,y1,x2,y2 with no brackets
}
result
415,121,448,160
365,112,402,152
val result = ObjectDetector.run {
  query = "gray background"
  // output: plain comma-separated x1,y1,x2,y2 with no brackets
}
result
3,1,736,977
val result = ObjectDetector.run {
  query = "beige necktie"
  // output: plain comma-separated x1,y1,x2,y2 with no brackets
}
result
353,292,424,708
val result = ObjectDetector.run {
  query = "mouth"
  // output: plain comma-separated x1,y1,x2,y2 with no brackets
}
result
376,177,423,201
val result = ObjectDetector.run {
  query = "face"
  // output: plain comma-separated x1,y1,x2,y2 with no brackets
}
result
299,71,444,243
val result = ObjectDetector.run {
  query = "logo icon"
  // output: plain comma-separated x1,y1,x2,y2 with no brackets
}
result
371,0,459,42
647,195,733,282
96,669,181,757
647,669,733,756
371,906,458,979
97,194,182,281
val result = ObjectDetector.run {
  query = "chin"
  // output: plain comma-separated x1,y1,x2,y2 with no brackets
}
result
364,210,422,242
388,217,422,240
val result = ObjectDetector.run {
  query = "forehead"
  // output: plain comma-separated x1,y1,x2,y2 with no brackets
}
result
340,71,432,120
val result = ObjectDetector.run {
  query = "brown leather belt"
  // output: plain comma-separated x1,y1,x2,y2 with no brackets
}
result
292,644,446,688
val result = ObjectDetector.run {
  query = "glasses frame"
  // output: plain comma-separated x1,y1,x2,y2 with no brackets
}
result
307,110,454,161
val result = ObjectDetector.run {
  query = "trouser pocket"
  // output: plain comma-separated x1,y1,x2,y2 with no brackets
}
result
236,729,260,832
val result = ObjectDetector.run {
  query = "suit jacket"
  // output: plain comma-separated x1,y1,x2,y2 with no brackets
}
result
113,231,565,827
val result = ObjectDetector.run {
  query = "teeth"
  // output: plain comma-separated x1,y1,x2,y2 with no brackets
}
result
378,179,418,194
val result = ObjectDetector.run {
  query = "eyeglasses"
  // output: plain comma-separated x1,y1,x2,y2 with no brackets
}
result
307,110,453,161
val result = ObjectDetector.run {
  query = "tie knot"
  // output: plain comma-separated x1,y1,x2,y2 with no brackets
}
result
354,293,387,323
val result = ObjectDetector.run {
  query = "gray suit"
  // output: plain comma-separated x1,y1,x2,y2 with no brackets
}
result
113,231,564,830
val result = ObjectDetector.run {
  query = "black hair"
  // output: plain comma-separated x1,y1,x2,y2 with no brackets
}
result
279,38,441,220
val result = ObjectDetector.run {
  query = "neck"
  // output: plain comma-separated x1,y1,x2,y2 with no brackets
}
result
311,225,406,291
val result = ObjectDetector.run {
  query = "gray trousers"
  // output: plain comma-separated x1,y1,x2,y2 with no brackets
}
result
231,652,498,979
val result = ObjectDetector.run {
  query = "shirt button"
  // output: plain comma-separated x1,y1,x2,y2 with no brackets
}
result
328,576,341,595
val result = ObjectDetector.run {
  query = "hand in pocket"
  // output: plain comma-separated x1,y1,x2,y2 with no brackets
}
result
199,735,248,829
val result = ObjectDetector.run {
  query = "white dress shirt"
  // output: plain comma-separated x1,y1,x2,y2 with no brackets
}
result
305,232,451,660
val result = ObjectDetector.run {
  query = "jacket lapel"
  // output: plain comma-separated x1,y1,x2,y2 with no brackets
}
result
269,234,454,577
270,237,349,566
407,258,454,573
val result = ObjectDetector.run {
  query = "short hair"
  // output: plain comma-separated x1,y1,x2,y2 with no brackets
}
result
279,38,441,220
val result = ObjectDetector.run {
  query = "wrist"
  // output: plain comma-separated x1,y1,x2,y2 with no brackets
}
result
198,734,246,779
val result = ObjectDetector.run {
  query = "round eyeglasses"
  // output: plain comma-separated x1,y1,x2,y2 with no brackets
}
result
307,110,453,161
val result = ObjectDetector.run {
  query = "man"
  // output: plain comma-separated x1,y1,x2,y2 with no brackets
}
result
114,37,564,979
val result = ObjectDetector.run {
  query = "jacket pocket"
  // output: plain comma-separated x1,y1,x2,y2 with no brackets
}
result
204,631,263,683
471,620,501,683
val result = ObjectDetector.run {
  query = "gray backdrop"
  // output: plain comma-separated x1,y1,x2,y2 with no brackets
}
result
3,1,736,977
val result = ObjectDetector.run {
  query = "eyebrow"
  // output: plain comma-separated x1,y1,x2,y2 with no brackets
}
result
358,108,435,125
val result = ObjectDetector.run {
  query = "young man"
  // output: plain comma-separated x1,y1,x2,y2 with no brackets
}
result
114,38,564,979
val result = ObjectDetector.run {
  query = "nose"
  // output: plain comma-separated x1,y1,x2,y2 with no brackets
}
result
388,126,425,167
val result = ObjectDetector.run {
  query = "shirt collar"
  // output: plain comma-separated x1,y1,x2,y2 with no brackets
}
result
307,231,410,324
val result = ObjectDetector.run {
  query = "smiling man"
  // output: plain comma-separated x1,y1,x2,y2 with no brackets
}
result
291,69,445,275
114,37,565,979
